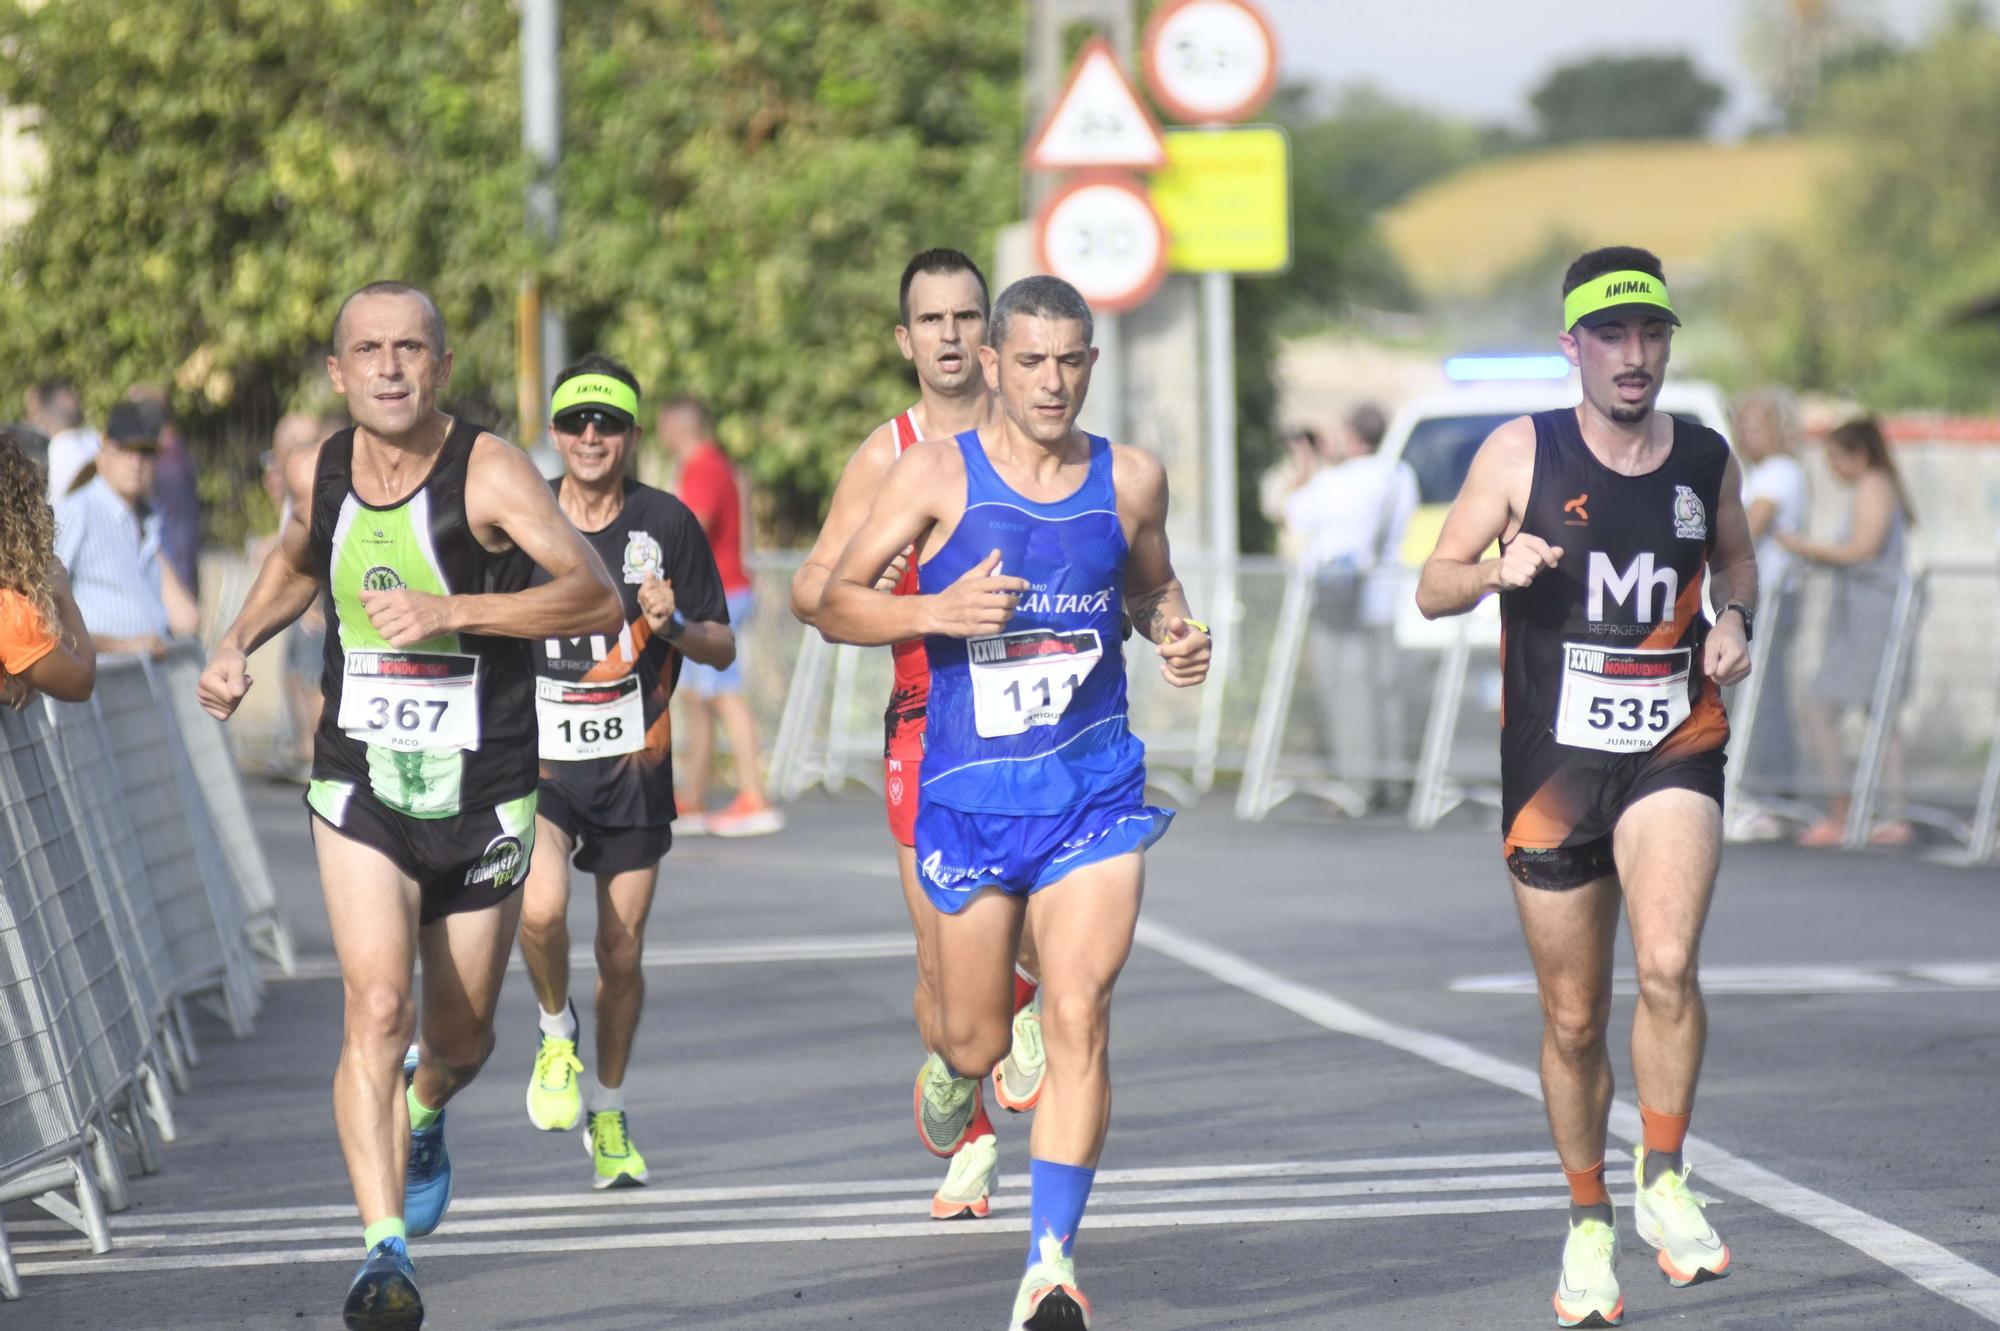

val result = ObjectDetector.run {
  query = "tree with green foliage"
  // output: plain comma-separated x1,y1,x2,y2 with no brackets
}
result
1528,53,1727,144
1721,15,2000,409
0,1,1021,543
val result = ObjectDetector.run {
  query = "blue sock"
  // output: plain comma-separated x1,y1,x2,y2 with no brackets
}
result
1027,1159,1095,1269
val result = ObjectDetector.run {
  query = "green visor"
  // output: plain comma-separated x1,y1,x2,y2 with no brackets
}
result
1563,269,1679,331
551,373,638,428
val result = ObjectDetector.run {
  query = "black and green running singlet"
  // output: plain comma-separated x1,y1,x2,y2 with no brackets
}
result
305,419,535,818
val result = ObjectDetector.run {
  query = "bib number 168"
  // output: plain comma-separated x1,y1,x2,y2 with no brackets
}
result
553,716,625,747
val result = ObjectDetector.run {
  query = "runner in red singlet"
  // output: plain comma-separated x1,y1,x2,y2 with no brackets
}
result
791,248,1044,1221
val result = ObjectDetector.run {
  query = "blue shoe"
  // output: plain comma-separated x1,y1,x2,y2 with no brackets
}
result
343,1237,423,1330
402,1049,452,1238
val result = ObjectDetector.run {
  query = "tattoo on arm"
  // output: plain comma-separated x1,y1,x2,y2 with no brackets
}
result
1125,582,1186,644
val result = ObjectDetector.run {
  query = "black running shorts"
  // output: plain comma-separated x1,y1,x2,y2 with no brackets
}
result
1503,748,1725,891
537,784,673,876
307,780,536,924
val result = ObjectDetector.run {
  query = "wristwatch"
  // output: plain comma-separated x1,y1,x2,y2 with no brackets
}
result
1722,602,1754,643
662,610,688,641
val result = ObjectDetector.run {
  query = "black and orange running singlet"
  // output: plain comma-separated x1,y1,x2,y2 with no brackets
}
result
1499,409,1730,851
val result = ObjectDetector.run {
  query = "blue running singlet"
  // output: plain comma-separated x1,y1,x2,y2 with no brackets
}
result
917,430,1145,817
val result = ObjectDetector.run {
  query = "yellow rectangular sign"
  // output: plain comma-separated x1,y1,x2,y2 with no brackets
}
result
1149,126,1291,273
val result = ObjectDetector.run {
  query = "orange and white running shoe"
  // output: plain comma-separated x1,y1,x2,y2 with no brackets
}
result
1012,1231,1092,1330
930,1133,997,1220
1553,1210,1622,1327
993,993,1045,1113
708,793,785,838
1633,1149,1732,1287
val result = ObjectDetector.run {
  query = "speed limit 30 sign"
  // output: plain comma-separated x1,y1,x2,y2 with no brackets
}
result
1034,174,1169,314
1142,0,1279,125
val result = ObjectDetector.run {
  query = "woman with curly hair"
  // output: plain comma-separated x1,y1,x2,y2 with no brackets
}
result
0,429,95,706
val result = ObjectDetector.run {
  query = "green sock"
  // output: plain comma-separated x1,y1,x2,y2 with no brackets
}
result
363,1217,407,1250
406,1083,440,1132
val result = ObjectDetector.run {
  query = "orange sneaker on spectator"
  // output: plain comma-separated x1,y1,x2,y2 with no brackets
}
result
1795,818,1845,848
675,790,709,837
1868,819,1914,847
709,793,785,838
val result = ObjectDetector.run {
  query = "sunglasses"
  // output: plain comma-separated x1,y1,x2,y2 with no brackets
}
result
552,409,631,436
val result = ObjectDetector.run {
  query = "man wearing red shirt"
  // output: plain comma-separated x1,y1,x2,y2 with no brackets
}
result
659,397,783,836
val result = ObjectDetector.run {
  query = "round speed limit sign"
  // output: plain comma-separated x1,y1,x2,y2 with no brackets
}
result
1143,0,1279,125
1035,174,1168,314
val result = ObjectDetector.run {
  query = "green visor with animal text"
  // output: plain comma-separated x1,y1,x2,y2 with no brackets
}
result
550,373,639,430
1563,270,1680,331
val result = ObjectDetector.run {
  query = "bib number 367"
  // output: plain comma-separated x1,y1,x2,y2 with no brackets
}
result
338,650,482,752
1554,644,1692,754
968,628,1104,739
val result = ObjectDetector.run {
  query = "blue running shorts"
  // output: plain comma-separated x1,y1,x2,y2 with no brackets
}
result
915,771,1172,915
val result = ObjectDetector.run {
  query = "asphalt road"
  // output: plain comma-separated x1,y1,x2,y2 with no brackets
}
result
8,781,1999,1329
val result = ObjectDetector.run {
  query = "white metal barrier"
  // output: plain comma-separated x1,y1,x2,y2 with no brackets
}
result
1727,562,2000,863
771,553,1254,804
0,649,275,1296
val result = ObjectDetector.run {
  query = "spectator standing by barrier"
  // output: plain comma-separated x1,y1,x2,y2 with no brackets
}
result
1729,386,1811,840
1283,404,1417,812
659,396,783,836
38,378,100,502
55,398,198,658
128,385,202,600
0,430,95,706
1259,425,1337,560
1780,416,1916,847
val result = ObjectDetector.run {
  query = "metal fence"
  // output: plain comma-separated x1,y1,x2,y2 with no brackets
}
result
198,545,1998,869
1235,556,2000,867
0,644,279,1299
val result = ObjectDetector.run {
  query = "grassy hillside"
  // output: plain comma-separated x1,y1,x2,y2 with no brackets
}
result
1383,138,1845,296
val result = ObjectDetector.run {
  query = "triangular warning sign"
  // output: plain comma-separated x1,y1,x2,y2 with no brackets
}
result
1026,37,1168,172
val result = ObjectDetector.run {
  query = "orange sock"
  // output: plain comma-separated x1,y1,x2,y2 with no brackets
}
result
1013,967,1038,1014
959,1085,995,1150
1640,1104,1691,1157
1563,1160,1609,1207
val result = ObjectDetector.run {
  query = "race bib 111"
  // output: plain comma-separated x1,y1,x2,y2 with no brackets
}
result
968,627,1103,739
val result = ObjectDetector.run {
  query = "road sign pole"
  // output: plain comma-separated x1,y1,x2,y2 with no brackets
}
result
1202,268,1236,559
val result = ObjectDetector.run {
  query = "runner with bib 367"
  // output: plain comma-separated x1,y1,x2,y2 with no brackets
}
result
197,282,624,1331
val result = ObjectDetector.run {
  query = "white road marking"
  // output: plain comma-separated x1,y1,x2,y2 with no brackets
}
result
12,1171,1615,1257
1137,919,2000,1323
15,1195,1566,1277
1452,962,2000,996
3,1151,1563,1234
273,934,917,982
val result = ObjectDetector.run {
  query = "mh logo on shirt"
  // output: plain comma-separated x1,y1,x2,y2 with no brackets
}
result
1588,551,1678,624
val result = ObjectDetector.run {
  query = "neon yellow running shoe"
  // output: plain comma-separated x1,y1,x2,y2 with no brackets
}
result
1553,1212,1622,1328
1632,1149,1731,1286
931,1133,998,1220
1012,1231,1092,1330
993,994,1046,1114
525,1031,583,1132
585,1108,649,1189
913,1053,978,1157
